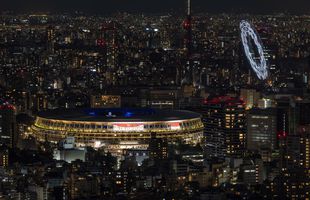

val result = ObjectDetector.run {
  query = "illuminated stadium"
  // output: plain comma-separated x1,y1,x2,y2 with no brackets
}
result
32,108,204,153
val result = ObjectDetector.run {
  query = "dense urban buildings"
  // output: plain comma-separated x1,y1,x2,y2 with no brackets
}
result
0,0,309,198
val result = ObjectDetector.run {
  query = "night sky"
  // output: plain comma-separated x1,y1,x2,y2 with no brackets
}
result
0,0,309,13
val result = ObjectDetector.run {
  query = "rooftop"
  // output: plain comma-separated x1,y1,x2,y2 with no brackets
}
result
38,108,201,122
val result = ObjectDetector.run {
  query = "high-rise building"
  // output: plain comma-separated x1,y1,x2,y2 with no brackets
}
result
277,123,310,197
276,98,310,169
0,145,9,167
276,98,310,138
295,100,310,125
240,157,264,185
285,125,310,172
100,22,118,69
32,91,48,112
46,26,55,53
271,167,310,199
148,132,168,160
68,172,100,199
0,103,17,148
240,89,260,109
257,98,275,109
246,108,277,161
203,96,246,158
181,0,196,86
271,125,310,199
183,0,192,54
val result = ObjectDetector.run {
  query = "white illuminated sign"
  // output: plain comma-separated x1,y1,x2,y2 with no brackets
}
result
113,123,144,132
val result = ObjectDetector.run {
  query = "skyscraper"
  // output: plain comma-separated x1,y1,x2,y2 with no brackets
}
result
246,108,277,161
148,132,168,160
272,126,310,199
181,0,194,86
100,22,118,68
204,96,246,158
0,145,9,167
240,89,260,109
285,125,310,172
0,103,17,148
46,26,55,53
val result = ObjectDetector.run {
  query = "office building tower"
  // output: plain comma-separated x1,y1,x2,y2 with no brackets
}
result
148,132,168,160
240,89,260,109
247,108,277,161
204,96,246,158
0,103,17,148
0,145,9,167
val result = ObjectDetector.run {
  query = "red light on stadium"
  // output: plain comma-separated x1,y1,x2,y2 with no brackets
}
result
113,123,142,127
169,122,180,127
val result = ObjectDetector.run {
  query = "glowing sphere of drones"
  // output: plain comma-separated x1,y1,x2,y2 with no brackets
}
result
240,20,268,80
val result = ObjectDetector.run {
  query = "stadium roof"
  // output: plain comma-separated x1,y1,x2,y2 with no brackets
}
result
38,108,201,122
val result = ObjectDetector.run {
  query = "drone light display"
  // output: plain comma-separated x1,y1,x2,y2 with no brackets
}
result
240,20,268,80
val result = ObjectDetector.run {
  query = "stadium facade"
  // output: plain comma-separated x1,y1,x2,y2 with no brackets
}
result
32,108,204,153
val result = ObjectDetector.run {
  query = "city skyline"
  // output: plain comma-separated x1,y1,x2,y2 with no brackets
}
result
0,1,309,199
